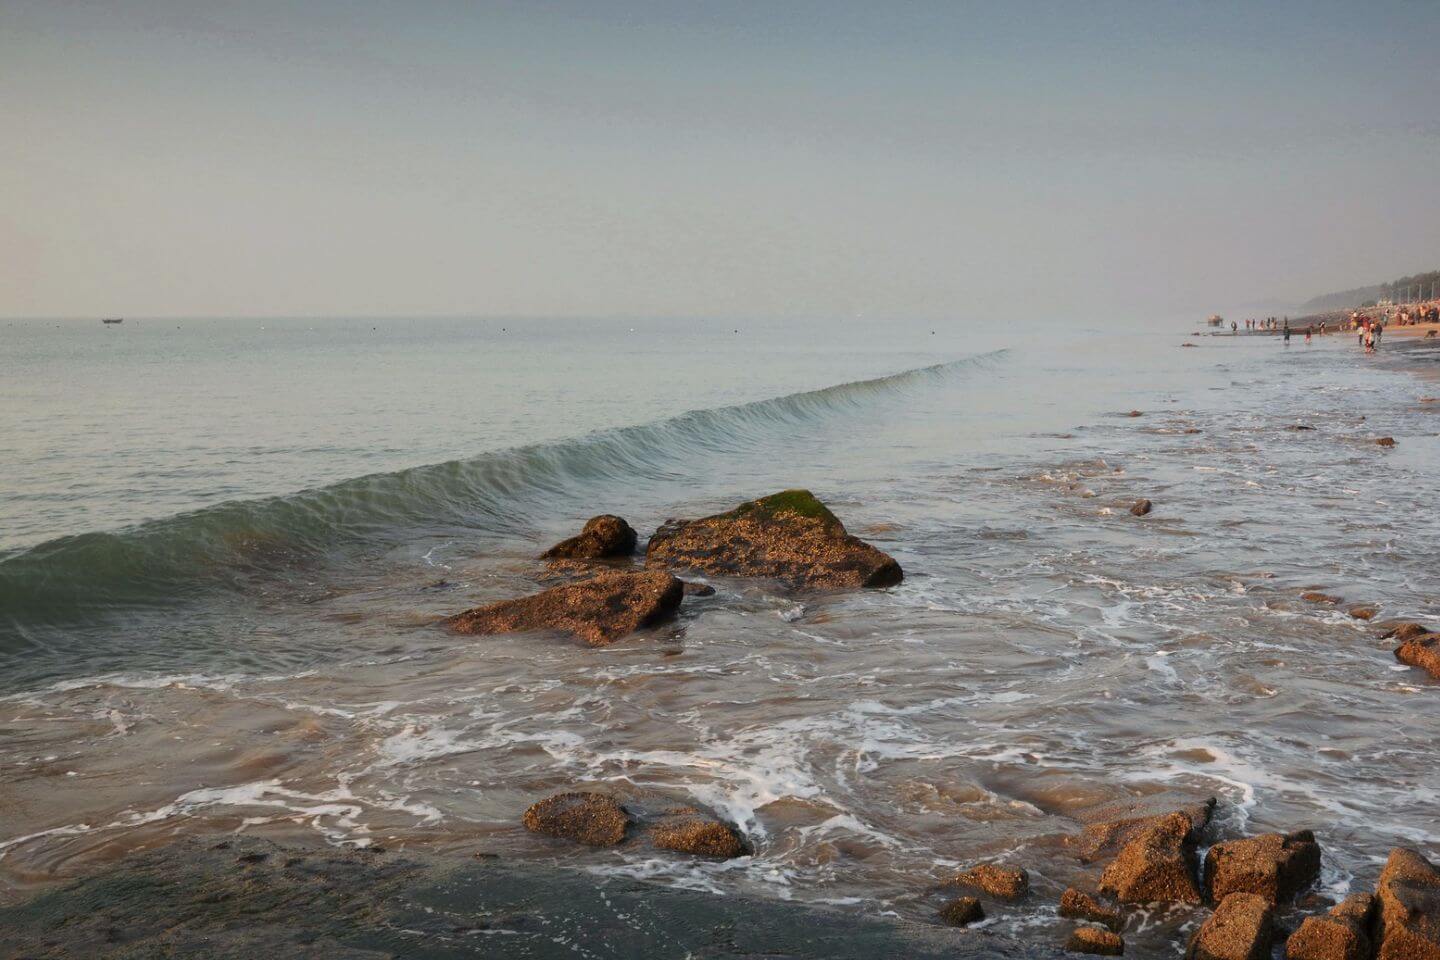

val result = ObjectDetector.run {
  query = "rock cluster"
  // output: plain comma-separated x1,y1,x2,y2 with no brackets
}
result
1281,847,1440,960
523,791,749,859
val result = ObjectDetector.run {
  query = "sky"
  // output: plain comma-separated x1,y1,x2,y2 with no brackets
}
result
2,0,1437,320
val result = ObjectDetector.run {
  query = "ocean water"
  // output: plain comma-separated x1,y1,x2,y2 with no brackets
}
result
2,316,1438,954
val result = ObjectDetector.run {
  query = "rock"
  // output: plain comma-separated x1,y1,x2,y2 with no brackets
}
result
1376,437,1397,447
1187,893,1275,960
648,809,749,859
1182,343,1198,348
1072,792,1216,863
1302,592,1343,605
1204,830,1322,905
1127,410,1144,417
1129,499,1153,517
1060,888,1123,932
644,490,902,591
1100,811,1204,904
523,792,630,846
1286,894,1375,960
1067,926,1125,956
541,515,638,561
1396,634,1440,680
447,571,684,646
937,896,984,927
1375,847,1440,960
1381,622,1434,642
1288,425,1317,431
952,863,1030,900
1348,606,1378,621
682,581,717,597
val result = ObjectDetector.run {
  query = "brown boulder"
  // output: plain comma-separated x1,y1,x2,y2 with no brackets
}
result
1381,622,1434,642
1188,893,1275,960
1073,792,1216,863
1060,888,1123,932
1375,847,1440,960
1067,927,1125,956
1349,606,1379,621
523,792,630,846
1302,592,1343,605
541,515,638,561
951,862,1030,900
1396,634,1440,680
447,571,683,646
1287,896,1374,960
1204,830,1322,905
648,809,749,858
1376,437,1397,447
937,896,985,927
1100,811,1204,904
1130,499,1153,517
644,490,902,590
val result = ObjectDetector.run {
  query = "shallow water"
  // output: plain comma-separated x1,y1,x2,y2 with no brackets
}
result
2,319,1438,955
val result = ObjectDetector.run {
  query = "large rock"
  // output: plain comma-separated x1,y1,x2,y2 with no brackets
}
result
648,809,749,859
1204,830,1322,905
1059,889,1123,932
523,792,630,846
1073,792,1216,863
1187,893,1275,960
937,896,985,927
1375,847,1440,960
952,863,1030,900
1286,894,1375,960
644,490,902,590
1396,634,1440,680
1067,927,1124,956
1099,811,1203,904
541,515,638,561
447,571,683,646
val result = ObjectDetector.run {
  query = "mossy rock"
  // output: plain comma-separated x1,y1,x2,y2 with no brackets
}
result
722,490,841,528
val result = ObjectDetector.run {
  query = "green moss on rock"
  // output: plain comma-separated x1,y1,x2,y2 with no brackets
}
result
725,490,840,527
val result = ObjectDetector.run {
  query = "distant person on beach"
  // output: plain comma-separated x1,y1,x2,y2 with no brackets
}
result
1283,322,1291,344
1305,326,1312,344
1374,322,1382,350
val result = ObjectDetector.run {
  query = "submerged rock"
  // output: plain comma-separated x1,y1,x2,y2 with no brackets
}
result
1375,847,1440,960
1203,830,1322,905
1072,792,1216,863
523,792,630,847
1059,889,1123,932
937,896,985,927
541,515,638,561
682,581,717,597
648,809,749,858
1099,811,1203,905
1129,499,1153,517
1376,437,1397,447
1348,606,1378,621
1187,892,1274,960
447,571,683,646
1301,592,1342,605
1066,926,1124,956
1380,621,1434,642
1286,893,1375,960
645,490,902,591
952,863,1030,900
1396,633,1440,680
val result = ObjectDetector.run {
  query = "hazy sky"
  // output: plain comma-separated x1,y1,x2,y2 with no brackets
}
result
2,1,1437,319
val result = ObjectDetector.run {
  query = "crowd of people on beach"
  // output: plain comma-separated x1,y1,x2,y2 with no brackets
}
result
1231,302,1440,353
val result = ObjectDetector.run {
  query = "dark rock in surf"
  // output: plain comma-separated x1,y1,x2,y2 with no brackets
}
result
1287,425,1316,431
1187,893,1274,960
937,896,985,927
1396,634,1440,680
682,581,716,597
1380,621,1433,642
1099,811,1204,905
644,490,902,591
951,863,1030,900
1347,606,1378,621
1375,847,1440,960
447,571,683,646
1129,499,1153,517
1127,410,1144,417
1067,927,1125,956
1286,893,1375,960
1060,889,1123,932
523,792,630,847
1301,592,1342,605
1203,831,1321,906
1071,792,1215,864
648,809,749,859
1375,437,1397,447
541,515,638,561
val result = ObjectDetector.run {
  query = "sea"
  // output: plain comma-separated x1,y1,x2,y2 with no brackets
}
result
2,314,1438,953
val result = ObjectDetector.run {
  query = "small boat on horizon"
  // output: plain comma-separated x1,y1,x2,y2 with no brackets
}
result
101,317,123,324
